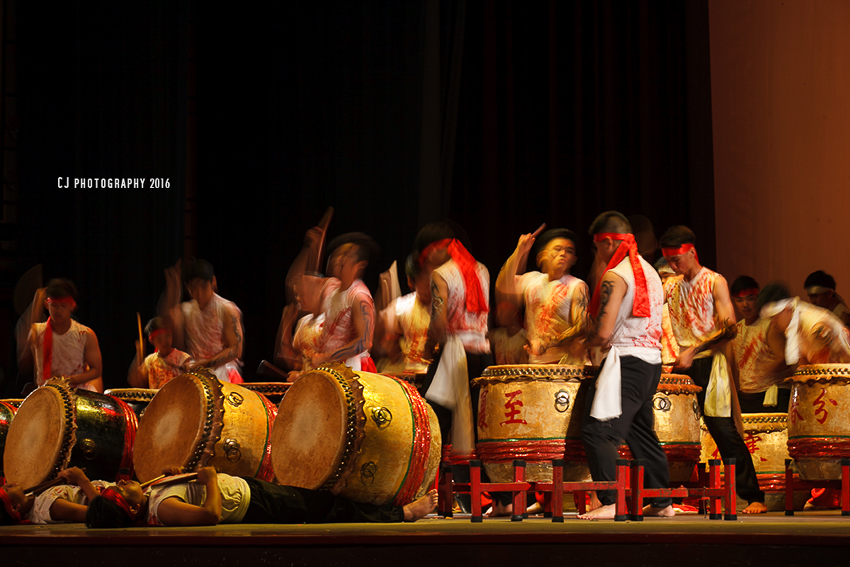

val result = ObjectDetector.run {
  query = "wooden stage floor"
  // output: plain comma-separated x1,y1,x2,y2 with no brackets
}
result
3,510,849,567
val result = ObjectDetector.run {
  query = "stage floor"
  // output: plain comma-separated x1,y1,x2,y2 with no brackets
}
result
3,511,849,567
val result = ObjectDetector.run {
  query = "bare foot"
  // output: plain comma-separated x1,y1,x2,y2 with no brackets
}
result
577,503,615,520
526,501,544,516
485,501,512,518
403,489,438,522
742,501,767,514
643,504,675,517
588,491,602,511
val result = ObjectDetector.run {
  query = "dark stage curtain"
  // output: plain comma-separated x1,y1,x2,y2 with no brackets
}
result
11,1,188,394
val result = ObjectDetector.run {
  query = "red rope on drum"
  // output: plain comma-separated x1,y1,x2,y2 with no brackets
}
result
476,440,565,462
441,444,477,464
108,395,139,480
617,443,700,462
255,393,278,482
392,379,431,507
788,437,850,459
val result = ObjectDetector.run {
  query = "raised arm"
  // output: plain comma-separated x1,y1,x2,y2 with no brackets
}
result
159,261,186,351
423,272,449,358
155,466,222,526
495,233,536,303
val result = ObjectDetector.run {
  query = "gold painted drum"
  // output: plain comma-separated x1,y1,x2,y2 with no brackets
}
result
3,380,138,488
0,400,21,480
271,363,440,506
701,413,791,490
473,365,594,483
619,374,702,482
133,369,277,483
786,364,850,480
240,382,292,406
104,388,158,418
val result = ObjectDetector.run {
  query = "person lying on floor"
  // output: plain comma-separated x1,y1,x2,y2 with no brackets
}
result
1,467,106,524
85,466,437,528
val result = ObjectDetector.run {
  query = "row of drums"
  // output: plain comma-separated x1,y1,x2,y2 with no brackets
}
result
2,363,850,507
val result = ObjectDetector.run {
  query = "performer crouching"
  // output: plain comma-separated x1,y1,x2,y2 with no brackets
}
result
569,211,673,520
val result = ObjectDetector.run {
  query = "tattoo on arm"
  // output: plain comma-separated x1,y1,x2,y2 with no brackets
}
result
328,301,374,362
431,280,444,307
586,280,613,342
231,314,242,346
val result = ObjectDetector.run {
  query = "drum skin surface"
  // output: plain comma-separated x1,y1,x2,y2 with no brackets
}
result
786,364,850,480
271,363,440,506
134,369,276,483
3,380,137,488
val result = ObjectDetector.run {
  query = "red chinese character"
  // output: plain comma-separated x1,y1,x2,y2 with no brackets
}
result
744,433,767,462
813,388,838,425
500,389,527,426
478,390,488,429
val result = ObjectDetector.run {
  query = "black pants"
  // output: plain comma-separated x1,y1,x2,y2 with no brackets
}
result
738,388,791,414
241,478,404,524
685,357,765,504
581,356,672,508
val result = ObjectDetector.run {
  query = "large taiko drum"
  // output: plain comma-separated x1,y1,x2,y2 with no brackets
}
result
473,365,593,483
104,388,158,419
271,363,441,506
619,374,702,482
133,369,278,483
240,382,292,406
3,380,138,488
786,364,850,480
0,400,22,479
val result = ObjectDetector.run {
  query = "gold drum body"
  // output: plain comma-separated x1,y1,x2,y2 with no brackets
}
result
271,364,440,506
786,364,850,480
134,370,278,482
241,382,292,406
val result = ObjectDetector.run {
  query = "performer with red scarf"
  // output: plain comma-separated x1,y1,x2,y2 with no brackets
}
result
569,212,672,520
21,278,103,392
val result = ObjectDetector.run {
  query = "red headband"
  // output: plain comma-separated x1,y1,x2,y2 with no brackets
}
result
733,288,759,298
148,329,168,341
46,297,77,308
101,487,139,522
0,488,22,523
589,233,650,318
661,243,698,263
418,238,488,314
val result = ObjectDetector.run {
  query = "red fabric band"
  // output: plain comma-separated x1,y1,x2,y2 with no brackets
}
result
147,329,168,341
589,233,650,318
101,487,139,522
46,297,76,307
0,488,22,523
419,238,488,314
733,288,759,298
661,243,699,263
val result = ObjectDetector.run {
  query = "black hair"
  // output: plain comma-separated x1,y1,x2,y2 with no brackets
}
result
658,225,696,248
531,229,578,268
804,270,836,291
182,258,215,284
85,495,135,529
0,499,15,525
413,221,456,256
755,282,792,314
588,211,632,236
326,232,379,265
45,278,78,302
144,317,169,337
404,253,422,280
730,276,760,296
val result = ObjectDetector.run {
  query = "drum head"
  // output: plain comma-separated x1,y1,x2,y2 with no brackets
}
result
271,372,348,490
3,387,68,487
133,376,206,482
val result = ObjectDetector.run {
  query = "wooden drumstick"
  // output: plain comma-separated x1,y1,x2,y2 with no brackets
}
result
309,206,334,273
139,475,166,489
141,472,199,489
531,223,546,238
25,467,87,496
136,312,145,363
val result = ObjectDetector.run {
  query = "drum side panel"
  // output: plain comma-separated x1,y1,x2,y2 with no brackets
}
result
211,383,270,478
3,389,65,487
134,378,205,482
271,375,347,490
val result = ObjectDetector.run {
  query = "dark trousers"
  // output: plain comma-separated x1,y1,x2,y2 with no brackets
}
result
738,388,791,414
419,349,512,507
241,477,404,524
581,356,672,508
686,357,765,504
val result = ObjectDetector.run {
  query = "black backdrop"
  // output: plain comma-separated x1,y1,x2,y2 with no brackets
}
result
6,0,714,394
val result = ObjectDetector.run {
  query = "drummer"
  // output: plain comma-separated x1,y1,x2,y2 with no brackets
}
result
85,466,438,528
378,253,432,375
127,317,191,389
725,277,789,413
0,467,106,525
803,270,850,327
659,226,766,514
162,258,244,383
569,211,673,520
19,279,103,393
496,228,589,365
277,272,328,380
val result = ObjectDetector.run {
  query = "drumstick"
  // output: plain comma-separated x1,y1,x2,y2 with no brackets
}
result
311,207,334,273
140,475,166,489
142,472,199,489
531,223,546,238
136,312,144,363
25,467,88,495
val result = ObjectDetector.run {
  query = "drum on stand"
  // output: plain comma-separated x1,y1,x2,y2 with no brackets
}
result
104,388,158,419
0,400,23,481
240,382,292,406
786,364,850,480
473,365,594,483
3,379,138,488
133,369,278,483
271,363,440,506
